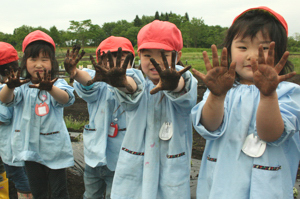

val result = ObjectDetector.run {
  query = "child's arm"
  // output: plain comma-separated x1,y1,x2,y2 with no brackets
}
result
29,70,70,104
149,50,191,94
0,68,30,103
192,45,236,131
64,46,91,85
253,42,296,142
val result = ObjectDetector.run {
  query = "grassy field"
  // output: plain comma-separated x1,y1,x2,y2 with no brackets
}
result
55,46,300,74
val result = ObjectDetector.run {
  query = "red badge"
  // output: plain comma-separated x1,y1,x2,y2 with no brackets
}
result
109,123,118,137
35,102,49,116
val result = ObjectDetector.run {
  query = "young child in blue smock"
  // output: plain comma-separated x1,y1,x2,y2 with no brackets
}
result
64,36,135,199
191,6,300,198
0,30,75,199
94,20,197,199
0,42,32,198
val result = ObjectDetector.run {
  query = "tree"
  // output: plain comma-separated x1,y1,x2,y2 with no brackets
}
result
88,24,106,46
68,19,92,47
134,15,142,27
185,12,190,21
165,12,169,21
13,25,35,49
49,26,61,46
155,11,160,20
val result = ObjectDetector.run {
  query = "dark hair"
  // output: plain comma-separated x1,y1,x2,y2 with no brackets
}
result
0,61,19,77
20,40,59,80
223,9,293,83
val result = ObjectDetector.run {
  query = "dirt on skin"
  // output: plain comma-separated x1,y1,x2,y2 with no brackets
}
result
8,74,300,198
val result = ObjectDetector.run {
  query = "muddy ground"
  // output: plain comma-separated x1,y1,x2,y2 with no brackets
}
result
8,75,300,198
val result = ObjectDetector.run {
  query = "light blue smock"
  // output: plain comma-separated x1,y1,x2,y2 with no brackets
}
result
73,68,126,171
111,66,198,199
192,82,300,199
0,104,24,167
0,79,75,169
0,84,23,167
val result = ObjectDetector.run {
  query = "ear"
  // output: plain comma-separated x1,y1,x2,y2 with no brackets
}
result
176,51,182,63
138,51,141,58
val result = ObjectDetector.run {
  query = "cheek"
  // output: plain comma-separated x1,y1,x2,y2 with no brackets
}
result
45,62,52,71
232,53,244,65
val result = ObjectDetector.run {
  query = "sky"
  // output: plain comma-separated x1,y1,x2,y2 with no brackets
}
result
2,0,299,37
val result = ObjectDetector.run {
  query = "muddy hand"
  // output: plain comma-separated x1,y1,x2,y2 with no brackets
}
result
150,50,191,95
64,45,85,79
252,42,296,96
87,50,110,86
4,66,30,89
105,47,134,92
29,69,58,91
192,45,236,96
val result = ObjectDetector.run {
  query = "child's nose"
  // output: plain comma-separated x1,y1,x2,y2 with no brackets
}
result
247,50,258,61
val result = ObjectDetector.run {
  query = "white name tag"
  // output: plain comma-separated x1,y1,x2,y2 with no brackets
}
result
242,134,266,157
159,122,173,140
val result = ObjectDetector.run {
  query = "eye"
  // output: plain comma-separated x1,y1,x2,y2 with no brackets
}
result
238,46,247,50
143,54,151,58
263,46,269,50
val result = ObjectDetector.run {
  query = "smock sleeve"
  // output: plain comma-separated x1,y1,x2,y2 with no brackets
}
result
267,82,300,146
73,68,107,104
163,65,198,114
191,89,228,140
0,106,12,125
51,79,75,107
113,68,145,111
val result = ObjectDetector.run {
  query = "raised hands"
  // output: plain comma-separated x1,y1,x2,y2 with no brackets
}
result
192,45,236,97
64,45,85,79
88,47,134,93
4,67,30,89
29,69,58,91
149,50,191,95
87,49,110,85
251,42,296,96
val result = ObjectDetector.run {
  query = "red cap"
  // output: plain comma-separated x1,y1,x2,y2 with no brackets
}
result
0,42,19,65
96,36,135,61
232,6,288,36
137,20,183,52
22,30,56,52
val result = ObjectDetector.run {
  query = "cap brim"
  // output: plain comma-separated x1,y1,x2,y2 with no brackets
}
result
137,42,174,52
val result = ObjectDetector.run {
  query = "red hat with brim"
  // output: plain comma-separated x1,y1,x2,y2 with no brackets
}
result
96,36,135,62
137,20,183,52
232,6,288,36
22,30,56,52
0,42,19,65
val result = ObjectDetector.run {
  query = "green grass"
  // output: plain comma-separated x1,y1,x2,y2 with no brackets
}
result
64,115,88,131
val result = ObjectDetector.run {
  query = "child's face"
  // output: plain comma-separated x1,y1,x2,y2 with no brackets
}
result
231,31,271,85
138,49,181,85
109,52,132,69
26,51,51,80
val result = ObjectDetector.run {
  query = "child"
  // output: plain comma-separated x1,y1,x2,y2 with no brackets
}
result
191,6,300,198
63,36,135,199
0,42,32,198
0,30,75,198
102,20,197,199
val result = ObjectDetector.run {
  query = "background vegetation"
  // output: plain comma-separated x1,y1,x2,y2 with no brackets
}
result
1,11,300,52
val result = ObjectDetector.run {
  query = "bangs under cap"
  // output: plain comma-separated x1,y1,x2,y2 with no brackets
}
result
137,20,183,52
96,36,135,61
0,42,19,65
232,6,288,36
22,30,56,52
